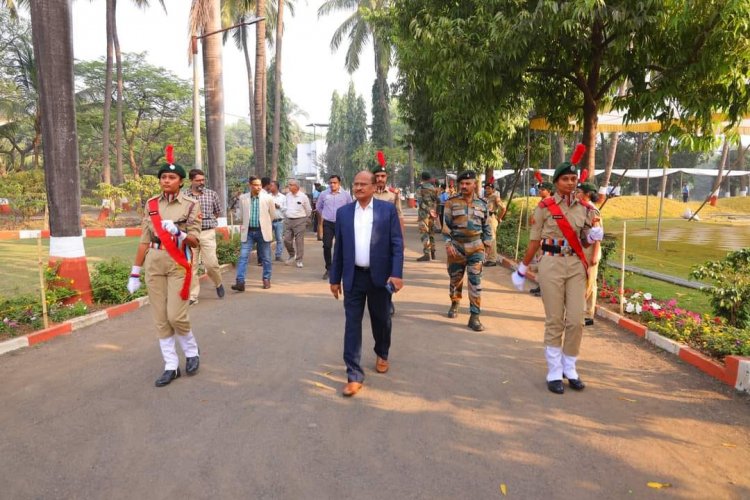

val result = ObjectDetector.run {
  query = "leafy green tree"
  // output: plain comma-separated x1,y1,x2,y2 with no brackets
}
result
324,83,367,187
319,0,393,148
265,58,294,182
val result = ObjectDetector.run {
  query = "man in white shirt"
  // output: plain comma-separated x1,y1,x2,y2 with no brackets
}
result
329,171,404,397
283,178,312,268
268,180,287,262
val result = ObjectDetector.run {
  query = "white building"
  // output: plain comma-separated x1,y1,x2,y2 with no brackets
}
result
292,140,326,191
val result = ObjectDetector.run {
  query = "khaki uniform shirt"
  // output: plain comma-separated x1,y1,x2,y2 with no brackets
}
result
484,192,505,219
139,193,202,245
529,193,596,243
374,187,403,217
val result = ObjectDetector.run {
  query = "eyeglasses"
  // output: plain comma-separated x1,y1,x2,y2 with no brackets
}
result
352,182,372,187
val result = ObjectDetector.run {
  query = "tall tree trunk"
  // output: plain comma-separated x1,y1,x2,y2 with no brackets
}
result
556,134,565,164
241,25,256,162
101,0,115,185
30,0,92,303
270,0,284,181
201,0,227,212
254,0,267,176
372,40,392,148
739,137,748,192
581,97,598,174
113,0,124,184
601,131,621,188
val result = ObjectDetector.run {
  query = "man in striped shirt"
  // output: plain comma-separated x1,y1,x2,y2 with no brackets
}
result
183,169,225,304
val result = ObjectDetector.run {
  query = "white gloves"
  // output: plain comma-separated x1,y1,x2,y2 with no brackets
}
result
161,219,180,235
587,226,604,244
511,262,528,291
127,265,142,294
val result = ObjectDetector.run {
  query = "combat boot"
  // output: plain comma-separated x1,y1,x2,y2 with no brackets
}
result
430,249,436,260
447,301,460,318
416,253,431,262
468,313,485,331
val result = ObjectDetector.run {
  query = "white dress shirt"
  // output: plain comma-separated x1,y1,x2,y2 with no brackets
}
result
285,191,311,218
272,192,287,219
354,198,373,267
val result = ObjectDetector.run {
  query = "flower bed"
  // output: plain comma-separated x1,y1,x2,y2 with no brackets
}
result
598,280,750,362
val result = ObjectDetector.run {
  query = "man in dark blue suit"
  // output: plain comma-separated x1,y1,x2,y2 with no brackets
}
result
329,171,404,397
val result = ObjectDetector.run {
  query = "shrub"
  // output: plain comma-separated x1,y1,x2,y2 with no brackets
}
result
216,233,241,265
497,200,531,257
90,258,147,304
691,248,750,328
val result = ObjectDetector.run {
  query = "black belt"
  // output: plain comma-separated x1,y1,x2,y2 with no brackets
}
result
273,219,283,222
248,226,261,231
201,226,216,230
354,265,369,272
541,243,574,256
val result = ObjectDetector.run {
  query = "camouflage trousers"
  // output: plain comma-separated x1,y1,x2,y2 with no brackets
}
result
447,240,484,314
418,215,435,254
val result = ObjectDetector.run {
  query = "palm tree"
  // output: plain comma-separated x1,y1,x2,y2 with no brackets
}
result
318,0,392,148
29,0,93,302
1,0,26,18
253,0,267,176
190,0,227,211
269,0,284,180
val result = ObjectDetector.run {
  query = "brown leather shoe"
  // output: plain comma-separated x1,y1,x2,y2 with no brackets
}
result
262,279,271,289
375,356,389,374
342,381,363,397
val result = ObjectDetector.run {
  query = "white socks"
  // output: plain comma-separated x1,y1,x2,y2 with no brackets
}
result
159,331,199,370
176,331,199,358
562,354,579,380
159,337,179,371
545,346,563,382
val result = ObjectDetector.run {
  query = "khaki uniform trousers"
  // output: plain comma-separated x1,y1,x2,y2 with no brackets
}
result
145,248,191,339
190,228,222,300
585,262,600,318
537,254,587,356
485,215,499,262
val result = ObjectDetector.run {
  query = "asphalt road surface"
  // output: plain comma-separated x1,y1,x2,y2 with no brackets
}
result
1,216,748,499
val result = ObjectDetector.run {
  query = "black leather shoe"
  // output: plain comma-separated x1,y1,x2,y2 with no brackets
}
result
584,318,594,326
416,254,431,262
322,270,329,280
389,302,395,317
185,356,200,376
231,282,245,292
155,368,181,387
564,375,586,391
547,380,564,394
468,314,485,331
447,302,459,318
430,250,436,260
216,284,225,298
529,286,540,294
484,260,497,267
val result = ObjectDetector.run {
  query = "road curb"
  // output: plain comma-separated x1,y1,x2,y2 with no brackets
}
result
502,254,750,393
0,265,232,357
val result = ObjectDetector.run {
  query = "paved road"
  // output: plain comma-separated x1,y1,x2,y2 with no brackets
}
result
1,217,749,499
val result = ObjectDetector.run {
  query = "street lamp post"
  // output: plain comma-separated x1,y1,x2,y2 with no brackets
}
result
191,17,265,170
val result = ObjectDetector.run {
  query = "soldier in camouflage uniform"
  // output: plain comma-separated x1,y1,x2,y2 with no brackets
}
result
442,171,492,331
416,171,438,261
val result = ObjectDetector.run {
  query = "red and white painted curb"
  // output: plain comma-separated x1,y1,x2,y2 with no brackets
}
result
0,296,150,356
500,256,750,393
0,226,242,240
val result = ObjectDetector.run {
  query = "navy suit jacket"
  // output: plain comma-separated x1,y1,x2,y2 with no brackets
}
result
329,198,404,293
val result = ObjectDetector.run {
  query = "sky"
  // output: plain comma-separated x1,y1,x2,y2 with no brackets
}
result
70,1,382,132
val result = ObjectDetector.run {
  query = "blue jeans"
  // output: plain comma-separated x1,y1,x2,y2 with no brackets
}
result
236,230,272,282
272,220,284,258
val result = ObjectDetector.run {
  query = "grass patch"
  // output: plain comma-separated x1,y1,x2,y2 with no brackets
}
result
0,237,140,297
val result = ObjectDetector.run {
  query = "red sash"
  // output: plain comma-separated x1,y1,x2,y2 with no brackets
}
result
147,197,192,300
540,197,588,273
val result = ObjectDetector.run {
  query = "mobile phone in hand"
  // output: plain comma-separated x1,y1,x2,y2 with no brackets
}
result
385,282,396,294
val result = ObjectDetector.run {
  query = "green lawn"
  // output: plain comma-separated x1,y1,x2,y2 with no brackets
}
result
0,237,140,297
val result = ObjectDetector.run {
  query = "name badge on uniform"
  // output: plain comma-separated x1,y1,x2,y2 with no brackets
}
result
148,210,159,216
552,215,563,220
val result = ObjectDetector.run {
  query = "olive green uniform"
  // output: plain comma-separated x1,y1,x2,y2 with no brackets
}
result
442,194,492,314
483,191,504,263
417,181,438,257
529,193,597,361
139,193,202,339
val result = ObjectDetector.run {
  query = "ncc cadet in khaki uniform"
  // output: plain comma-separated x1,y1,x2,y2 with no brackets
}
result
577,182,603,327
373,160,405,317
416,171,438,261
127,154,203,387
443,170,493,331
512,145,604,394
482,181,505,267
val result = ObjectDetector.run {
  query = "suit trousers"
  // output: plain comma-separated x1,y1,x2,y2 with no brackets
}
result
343,268,392,382
284,217,307,262
322,220,336,270
190,228,222,300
